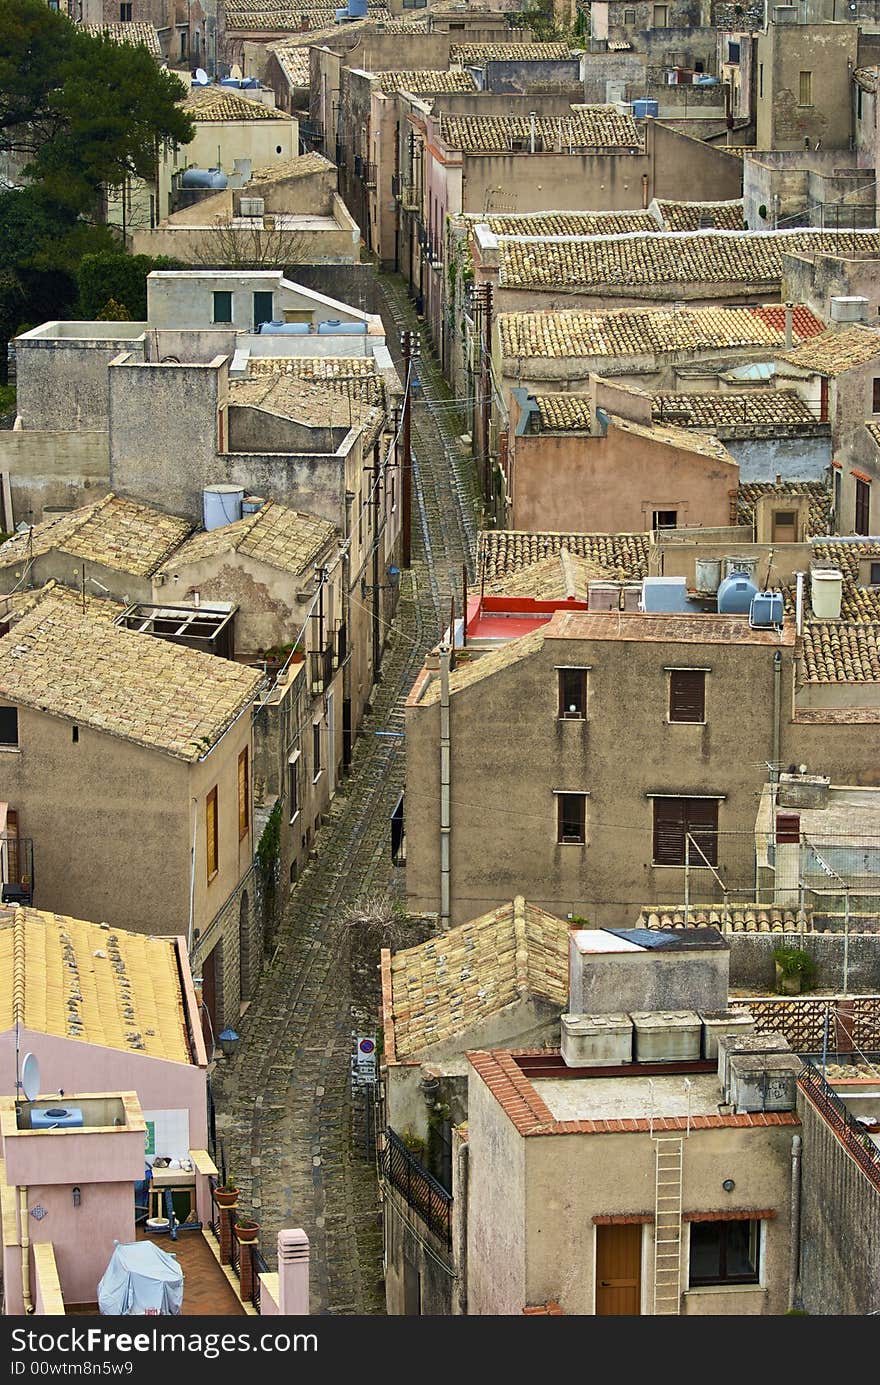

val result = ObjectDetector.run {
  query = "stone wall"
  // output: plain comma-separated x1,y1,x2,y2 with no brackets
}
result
0,429,110,524
728,931,880,993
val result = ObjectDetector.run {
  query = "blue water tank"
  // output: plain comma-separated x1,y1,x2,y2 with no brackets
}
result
639,576,692,613
203,485,244,531
348,0,368,14
31,1106,84,1130
181,167,228,189
632,99,659,118
220,77,244,88
749,590,784,628
317,319,367,335
258,320,310,334
717,570,758,615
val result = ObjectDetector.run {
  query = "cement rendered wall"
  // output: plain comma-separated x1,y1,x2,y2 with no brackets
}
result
726,932,880,993
726,433,830,482
797,1089,880,1314
13,335,146,431
384,1182,456,1315
0,429,110,525
466,1069,528,1315
569,945,729,1015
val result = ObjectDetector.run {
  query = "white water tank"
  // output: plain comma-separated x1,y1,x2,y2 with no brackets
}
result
695,558,722,594
203,485,244,531
561,1012,633,1067
830,295,869,325
810,568,842,619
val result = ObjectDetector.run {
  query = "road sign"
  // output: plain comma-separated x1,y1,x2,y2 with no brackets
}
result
351,1035,377,1084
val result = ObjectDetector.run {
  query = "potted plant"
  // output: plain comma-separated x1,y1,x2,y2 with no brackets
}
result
214,1180,239,1209
233,1215,260,1244
773,947,817,996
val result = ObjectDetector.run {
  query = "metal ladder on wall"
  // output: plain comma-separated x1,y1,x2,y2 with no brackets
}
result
652,1137,683,1315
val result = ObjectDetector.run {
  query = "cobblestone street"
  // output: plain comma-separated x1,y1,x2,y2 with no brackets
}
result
212,273,480,1314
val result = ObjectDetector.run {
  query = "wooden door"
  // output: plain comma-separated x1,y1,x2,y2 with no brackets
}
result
596,1224,642,1315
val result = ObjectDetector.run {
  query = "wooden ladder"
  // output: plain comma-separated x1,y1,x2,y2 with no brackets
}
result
652,1136,683,1316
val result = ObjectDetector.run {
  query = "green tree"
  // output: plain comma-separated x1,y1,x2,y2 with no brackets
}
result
76,251,184,321
0,0,193,216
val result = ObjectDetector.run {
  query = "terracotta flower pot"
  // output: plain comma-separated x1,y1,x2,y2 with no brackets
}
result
234,1222,260,1244
214,1188,239,1208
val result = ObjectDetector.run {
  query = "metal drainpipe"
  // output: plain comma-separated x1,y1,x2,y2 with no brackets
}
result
19,1186,33,1313
788,1134,802,1310
772,650,782,776
795,571,805,637
784,301,794,350
641,171,649,209
439,643,451,930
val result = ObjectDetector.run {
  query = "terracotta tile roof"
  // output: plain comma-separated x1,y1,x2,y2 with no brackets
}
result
779,324,880,376
737,480,832,537
496,230,880,292
184,87,295,121
0,494,192,578
479,530,650,583
653,198,745,231
269,43,311,87
437,107,642,154
651,389,817,429
226,3,411,29
866,421,880,449
376,69,477,94
247,355,385,406
606,38,631,50
383,896,569,1061
0,588,261,761
467,1049,801,1136
811,540,880,620
638,904,806,933
498,304,825,361
522,1301,565,1314
533,394,592,430
613,416,735,464
0,906,193,1063
231,372,383,435
85,21,161,57
854,66,879,94
248,152,333,182
472,209,658,237
155,500,336,581
415,626,547,706
450,42,575,62
749,304,825,339
483,549,619,600
801,622,880,682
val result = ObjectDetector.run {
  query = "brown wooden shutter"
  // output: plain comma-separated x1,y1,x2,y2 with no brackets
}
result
669,670,705,722
775,812,800,844
653,798,685,864
238,748,249,839
206,787,218,879
685,799,719,866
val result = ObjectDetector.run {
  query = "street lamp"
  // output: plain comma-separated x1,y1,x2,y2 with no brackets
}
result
217,1027,240,1058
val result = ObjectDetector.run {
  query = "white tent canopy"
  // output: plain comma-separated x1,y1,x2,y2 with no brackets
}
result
98,1241,184,1315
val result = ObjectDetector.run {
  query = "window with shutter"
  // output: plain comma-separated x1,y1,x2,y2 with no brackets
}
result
669,671,705,723
855,477,871,535
775,812,800,844
653,798,718,865
238,747,249,840
206,786,219,881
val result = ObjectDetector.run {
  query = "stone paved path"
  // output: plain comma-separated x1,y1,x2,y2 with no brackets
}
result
212,273,480,1314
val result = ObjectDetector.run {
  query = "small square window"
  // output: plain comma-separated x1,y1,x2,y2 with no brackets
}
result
689,1219,760,1287
0,706,18,747
212,290,233,324
653,509,678,530
624,6,636,20
870,560,880,586
558,668,588,719
557,793,587,844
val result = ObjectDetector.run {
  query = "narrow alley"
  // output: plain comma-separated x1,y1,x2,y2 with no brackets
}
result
212,272,480,1314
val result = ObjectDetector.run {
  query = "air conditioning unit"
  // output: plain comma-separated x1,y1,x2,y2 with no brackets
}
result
239,196,265,216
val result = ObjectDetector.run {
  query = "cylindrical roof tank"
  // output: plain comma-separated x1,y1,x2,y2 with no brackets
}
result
348,0,368,15
203,485,244,531
181,167,228,189
717,570,759,615
810,568,843,619
258,320,310,334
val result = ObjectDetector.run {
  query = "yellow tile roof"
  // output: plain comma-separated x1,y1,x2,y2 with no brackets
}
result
184,87,295,121
225,2,402,28
376,69,477,94
483,549,618,600
779,324,880,376
0,906,193,1063
612,415,735,464
651,389,818,428
866,421,880,448
0,588,261,761
801,622,880,682
239,359,386,448
0,494,192,578
450,42,575,62
737,480,832,537
386,896,569,1059
248,152,333,183
496,229,880,292
416,626,547,706
479,529,650,583
269,42,311,87
437,107,642,153
247,355,385,406
654,199,745,231
85,21,161,57
155,500,336,580
498,304,823,361
533,394,592,431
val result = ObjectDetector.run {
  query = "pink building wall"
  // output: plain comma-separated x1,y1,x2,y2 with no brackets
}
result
27,1182,136,1309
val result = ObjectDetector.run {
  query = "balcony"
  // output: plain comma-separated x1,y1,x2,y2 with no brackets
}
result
384,1127,452,1245
399,185,421,213
1,832,34,907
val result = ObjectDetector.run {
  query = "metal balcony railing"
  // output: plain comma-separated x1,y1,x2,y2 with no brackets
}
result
799,1058,880,1194
384,1128,452,1246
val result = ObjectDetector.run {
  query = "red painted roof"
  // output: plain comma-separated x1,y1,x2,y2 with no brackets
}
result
748,305,825,340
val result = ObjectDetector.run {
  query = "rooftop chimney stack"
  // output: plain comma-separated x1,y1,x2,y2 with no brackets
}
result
784,301,794,350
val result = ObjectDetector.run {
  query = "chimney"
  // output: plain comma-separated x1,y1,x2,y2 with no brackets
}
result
300,12,309,29
795,570,805,636
784,301,794,349
529,110,536,153
277,1229,310,1314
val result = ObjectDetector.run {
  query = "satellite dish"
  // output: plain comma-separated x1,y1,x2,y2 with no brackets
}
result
230,63,243,80
195,68,209,86
21,1052,40,1102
